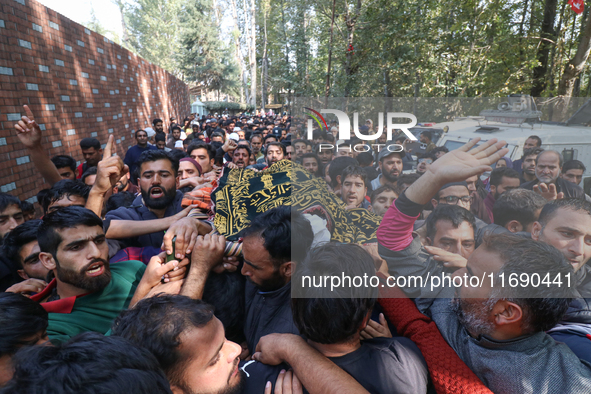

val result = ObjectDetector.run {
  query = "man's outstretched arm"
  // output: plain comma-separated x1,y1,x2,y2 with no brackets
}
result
253,334,369,394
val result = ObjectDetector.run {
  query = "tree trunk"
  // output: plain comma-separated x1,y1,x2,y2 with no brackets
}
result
230,0,246,103
531,0,558,96
558,10,591,97
343,0,362,97
324,0,336,107
261,0,269,110
249,0,257,107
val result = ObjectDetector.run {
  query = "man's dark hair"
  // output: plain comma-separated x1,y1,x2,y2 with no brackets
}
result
187,142,215,160
235,145,252,157
20,201,35,215
153,118,163,126
250,132,263,142
292,138,306,147
341,165,368,188
2,332,172,394
0,192,21,213
263,134,278,144
171,125,182,133
562,159,586,173
426,204,475,241
300,153,323,176
328,156,359,188
291,243,377,344
80,166,98,184
483,233,575,333
168,149,186,163
356,151,374,166
106,192,136,213
536,150,563,168
521,147,544,161
111,295,214,389
210,131,224,141
430,146,449,156
50,155,76,172
492,189,547,229
37,206,103,259
155,133,166,143
420,130,433,141
240,206,313,266
2,220,41,267
394,173,421,195
202,272,246,343
0,292,47,357
79,138,100,150
538,198,591,228
265,142,286,156
527,135,542,147
489,167,520,187
135,150,179,179
370,184,396,204
42,180,90,214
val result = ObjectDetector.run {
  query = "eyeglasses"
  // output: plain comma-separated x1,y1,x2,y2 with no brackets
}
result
418,158,433,164
439,195,472,204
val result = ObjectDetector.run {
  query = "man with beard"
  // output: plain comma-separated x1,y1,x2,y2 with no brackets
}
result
483,167,520,220
512,135,542,175
77,138,104,179
181,206,314,355
31,206,185,344
105,150,211,258
248,142,286,171
521,150,585,200
228,145,251,169
250,133,264,161
371,148,404,190
519,147,543,184
377,138,591,392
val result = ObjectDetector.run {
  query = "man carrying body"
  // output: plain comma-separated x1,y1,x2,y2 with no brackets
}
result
31,206,184,344
106,150,210,255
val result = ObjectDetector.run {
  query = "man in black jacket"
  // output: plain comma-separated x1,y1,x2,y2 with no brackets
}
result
520,150,585,199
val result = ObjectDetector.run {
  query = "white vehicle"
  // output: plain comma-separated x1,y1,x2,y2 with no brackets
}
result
411,96,591,192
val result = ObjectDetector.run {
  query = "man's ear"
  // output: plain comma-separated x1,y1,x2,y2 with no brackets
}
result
17,269,29,280
505,220,523,233
281,261,293,278
531,221,542,240
431,199,438,208
176,176,180,189
492,300,523,327
490,184,497,195
425,237,433,246
336,175,342,185
38,252,56,271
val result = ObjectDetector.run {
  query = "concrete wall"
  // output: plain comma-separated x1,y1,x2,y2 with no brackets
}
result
0,0,190,204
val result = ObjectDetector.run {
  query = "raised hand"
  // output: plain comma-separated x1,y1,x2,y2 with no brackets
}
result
426,138,509,184
93,135,129,195
15,105,42,148
533,182,564,201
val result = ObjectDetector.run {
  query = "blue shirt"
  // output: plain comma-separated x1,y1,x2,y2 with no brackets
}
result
123,144,158,178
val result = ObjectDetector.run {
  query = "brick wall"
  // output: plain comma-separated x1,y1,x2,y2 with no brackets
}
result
0,0,190,204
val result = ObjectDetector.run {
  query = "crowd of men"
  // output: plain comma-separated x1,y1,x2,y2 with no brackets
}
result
0,104,591,393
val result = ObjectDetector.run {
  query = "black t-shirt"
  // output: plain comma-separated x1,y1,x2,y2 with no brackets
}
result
239,360,286,394
328,337,430,394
